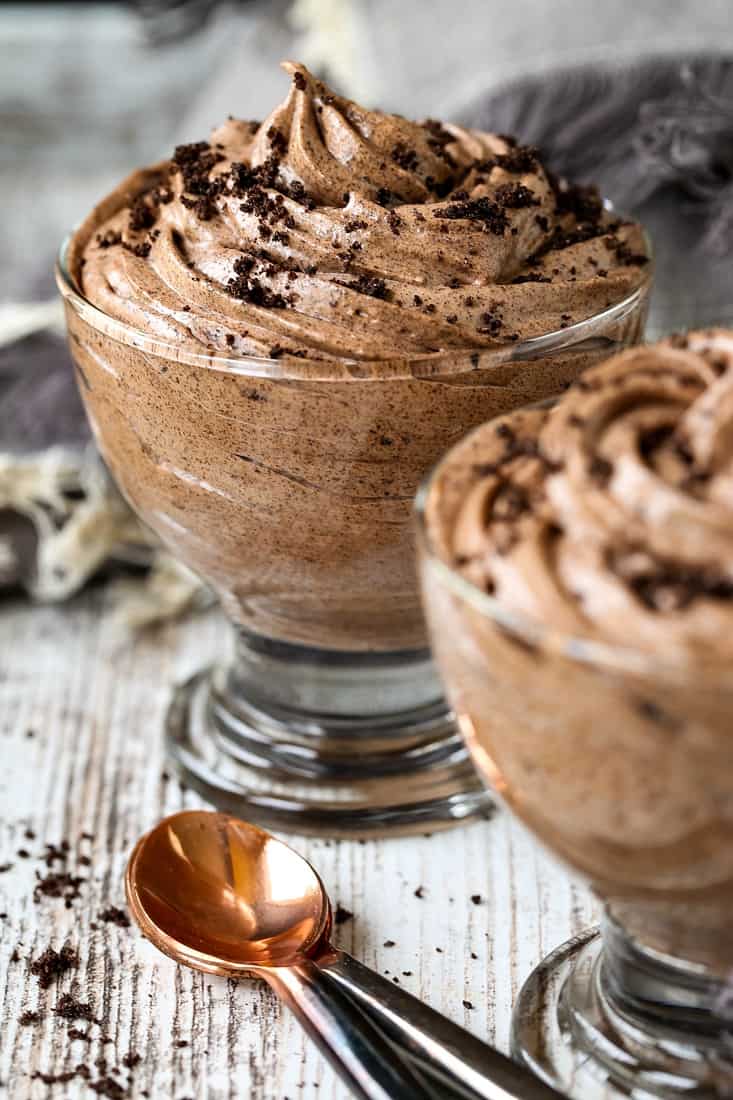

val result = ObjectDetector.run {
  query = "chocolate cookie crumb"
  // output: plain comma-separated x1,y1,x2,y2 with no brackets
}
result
34,868,85,907
69,1028,92,1041
121,240,152,259
414,886,425,899
30,943,79,989
553,180,603,224
99,906,131,929
96,230,122,249
42,842,69,866
386,210,403,236
495,182,539,209
434,197,508,236
227,258,290,308
128,195,157,233
391,142,419,172
479,144,539,175
89,1073,128,1098
477,311,502,336
55,993,95,1022
351,274,390,300
333,904,353,926
19,1010,42,1026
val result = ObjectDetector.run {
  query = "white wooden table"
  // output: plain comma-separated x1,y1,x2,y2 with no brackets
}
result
1,8,599,1092
0,588,598,1100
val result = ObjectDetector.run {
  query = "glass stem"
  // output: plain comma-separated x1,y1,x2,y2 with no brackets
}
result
600,908,732,1043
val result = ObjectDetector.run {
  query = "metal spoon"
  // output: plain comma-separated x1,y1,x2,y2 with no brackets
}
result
126,810,565,1100
125,809,431,1100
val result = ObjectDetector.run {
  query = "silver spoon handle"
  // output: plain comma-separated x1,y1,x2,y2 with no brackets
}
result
267,959,436,1100
317,950,566,1100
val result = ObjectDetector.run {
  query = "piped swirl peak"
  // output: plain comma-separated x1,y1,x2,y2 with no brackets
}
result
429,329,733,661
249,61,464,205
74,61,649,365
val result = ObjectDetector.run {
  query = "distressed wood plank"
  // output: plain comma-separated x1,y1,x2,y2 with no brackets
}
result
0,592,597,1099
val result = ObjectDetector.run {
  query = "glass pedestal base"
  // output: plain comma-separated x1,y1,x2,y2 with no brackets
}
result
512,921,733,1099
165,631,492,836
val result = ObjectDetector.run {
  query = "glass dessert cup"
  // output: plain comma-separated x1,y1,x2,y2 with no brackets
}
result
417,466,733,1097
57,238,649,836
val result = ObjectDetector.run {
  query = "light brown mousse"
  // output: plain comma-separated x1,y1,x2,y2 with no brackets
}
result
72,61,647,364
63,62,648,652
423,330,733,970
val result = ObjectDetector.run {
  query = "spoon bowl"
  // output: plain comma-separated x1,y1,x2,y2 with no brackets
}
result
126,810,329,972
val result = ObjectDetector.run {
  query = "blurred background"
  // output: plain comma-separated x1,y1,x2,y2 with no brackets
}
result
4,0,733,301
2,0,733,607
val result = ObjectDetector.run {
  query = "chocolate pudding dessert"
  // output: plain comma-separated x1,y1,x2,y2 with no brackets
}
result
421,329,733,973
62,62,650,653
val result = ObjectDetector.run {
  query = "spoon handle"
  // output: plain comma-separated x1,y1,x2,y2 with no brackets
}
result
317,950,566,1100
266,959,436,1100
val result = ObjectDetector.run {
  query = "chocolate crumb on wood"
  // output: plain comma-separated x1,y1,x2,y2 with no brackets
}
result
29,943,79,989
333,904,353,926
99,906,131,929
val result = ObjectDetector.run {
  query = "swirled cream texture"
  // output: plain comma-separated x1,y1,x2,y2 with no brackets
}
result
430,330,733,660
72,61,647,363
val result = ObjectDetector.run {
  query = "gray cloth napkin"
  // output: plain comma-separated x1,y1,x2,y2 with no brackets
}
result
460,53,733,337
3,52,732,606
0,328,208,624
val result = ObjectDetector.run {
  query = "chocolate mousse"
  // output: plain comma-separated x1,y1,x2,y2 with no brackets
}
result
422,330,733,969
72,62,648,362
62,62,650,652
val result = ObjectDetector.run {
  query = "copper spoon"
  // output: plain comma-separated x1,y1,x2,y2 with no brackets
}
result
125,809,432,1100
126,810,565,1100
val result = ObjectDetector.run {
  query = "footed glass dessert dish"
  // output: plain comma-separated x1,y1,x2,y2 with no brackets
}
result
418,329,733,1092
57,59,650,835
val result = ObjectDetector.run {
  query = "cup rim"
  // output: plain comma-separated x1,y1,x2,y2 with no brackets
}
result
55,228,653,382
414,415,723,680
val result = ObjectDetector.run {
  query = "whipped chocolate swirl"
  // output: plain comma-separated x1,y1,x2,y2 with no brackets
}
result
437,330,733,658
74,62,648,365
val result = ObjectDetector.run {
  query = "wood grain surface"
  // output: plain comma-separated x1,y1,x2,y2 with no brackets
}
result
0,589,598,1099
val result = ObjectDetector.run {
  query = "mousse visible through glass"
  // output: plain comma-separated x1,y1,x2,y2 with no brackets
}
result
62,61,649,654
420,329,733,1093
